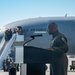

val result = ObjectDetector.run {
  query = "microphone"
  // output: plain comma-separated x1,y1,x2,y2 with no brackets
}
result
30,34,42,38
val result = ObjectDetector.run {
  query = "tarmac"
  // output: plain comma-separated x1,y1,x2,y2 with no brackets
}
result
0,70,75,75
0,57,75,75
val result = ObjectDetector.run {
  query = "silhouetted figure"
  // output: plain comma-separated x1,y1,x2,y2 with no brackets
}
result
5,30,9,41
5,29,12,41
8,29,12,40
47,22,68,75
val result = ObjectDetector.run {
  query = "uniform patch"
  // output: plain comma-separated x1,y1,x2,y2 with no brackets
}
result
62,37,66,44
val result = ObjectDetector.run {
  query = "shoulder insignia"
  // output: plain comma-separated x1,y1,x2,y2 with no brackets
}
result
61,37,66,44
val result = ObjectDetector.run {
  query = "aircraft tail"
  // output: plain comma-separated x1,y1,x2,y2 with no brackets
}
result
0,34,17,69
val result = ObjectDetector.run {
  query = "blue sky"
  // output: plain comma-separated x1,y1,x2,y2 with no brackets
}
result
0,0,75,27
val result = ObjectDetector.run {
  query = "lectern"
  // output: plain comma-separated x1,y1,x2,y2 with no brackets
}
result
24,46,53,75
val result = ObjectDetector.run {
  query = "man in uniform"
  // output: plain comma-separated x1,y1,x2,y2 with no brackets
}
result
47,22,68,75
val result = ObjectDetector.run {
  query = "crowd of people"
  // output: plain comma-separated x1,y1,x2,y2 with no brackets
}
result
4,28,18,41
2,56,19,72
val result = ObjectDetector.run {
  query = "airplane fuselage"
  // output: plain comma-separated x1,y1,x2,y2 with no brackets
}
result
2,17,75,55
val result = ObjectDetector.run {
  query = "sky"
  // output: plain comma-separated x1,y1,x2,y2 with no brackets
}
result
0,0,75,27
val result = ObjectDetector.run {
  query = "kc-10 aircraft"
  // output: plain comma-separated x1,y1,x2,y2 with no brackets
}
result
0,17,75,55
0,17,75,71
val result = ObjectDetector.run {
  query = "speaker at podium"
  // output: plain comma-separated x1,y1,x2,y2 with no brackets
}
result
24,46,53,75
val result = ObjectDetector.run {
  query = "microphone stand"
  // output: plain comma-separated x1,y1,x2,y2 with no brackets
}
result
23,37,35,46
23,34,42,46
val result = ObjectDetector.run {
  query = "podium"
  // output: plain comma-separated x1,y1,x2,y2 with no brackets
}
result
24,46,53,75
24,46,53,63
